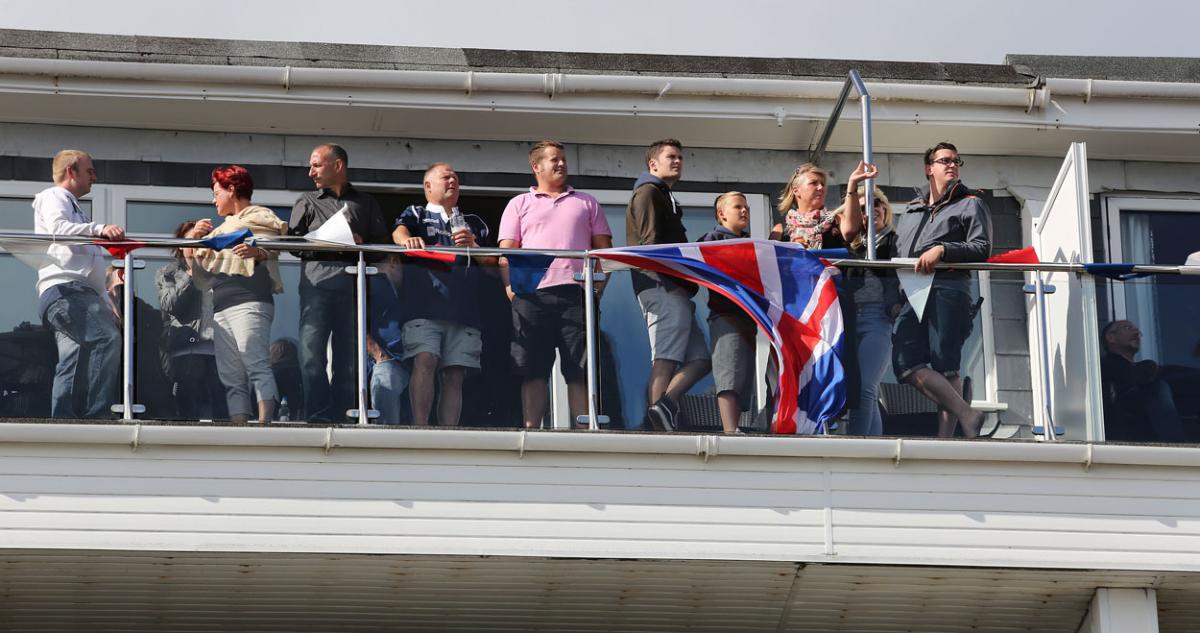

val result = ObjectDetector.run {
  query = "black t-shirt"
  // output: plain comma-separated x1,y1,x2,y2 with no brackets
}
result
212,265,273,313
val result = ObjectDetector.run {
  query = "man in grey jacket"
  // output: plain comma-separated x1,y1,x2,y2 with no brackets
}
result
893,141,992,438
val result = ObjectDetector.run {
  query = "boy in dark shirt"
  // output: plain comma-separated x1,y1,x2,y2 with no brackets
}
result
696,192,754,434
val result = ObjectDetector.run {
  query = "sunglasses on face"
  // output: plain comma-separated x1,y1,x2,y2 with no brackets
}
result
930,157,964,167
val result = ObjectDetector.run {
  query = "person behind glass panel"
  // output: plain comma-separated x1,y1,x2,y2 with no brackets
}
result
33,149,124,418
391,163,490,427
1100,319,1199,443
625,138,710,432
498,141,614,429
696,192,754,434
155,220,229,421
833,186,901,436
187,165,289,424
892,141,992,438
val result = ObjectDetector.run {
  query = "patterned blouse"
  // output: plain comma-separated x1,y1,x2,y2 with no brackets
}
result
782,207,839,249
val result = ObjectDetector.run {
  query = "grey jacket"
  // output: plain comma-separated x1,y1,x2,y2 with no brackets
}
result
896,181,993,291
155,260,216,357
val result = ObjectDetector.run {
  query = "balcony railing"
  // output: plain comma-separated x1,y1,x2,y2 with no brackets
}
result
1,231,1197,444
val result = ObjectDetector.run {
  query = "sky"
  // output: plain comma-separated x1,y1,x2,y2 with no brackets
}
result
2,0,1197,64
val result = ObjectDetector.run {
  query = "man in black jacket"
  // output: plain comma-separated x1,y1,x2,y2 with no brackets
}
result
1100,319,1197,442
893,141,992,438
625,139,711,431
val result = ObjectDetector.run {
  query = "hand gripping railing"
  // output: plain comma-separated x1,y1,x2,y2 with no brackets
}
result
4,231,1197,437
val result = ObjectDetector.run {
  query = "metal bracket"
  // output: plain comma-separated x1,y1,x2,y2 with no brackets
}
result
574,414,610,428
344,266,379,275
110,259,146,270
111,404,146,414
1032,425,1065,437
573,271,607,283
1022,283,1056,294
346,409,380,420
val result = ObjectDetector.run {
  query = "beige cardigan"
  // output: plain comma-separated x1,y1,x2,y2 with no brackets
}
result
193,205,289,294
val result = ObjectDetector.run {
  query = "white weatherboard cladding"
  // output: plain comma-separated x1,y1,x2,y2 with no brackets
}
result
3,433,1200,572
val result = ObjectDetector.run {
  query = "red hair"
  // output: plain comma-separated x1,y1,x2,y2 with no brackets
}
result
211,165,254,200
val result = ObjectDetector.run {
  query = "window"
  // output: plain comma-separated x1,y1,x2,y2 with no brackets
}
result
1104,196,1200,370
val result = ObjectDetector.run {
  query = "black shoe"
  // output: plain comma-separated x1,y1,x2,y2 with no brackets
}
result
647,396,679,432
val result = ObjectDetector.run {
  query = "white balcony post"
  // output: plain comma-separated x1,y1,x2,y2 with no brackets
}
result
1077,588,1159,633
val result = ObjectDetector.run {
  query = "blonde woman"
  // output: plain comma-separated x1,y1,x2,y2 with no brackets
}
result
187,165,288,423
834,186,902,436
769,160,876,248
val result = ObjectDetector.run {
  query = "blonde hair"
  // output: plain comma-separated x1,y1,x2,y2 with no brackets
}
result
713,191,746,221
777,163,828,214
528,140,564,167
52,149,90,184
834,185,893,250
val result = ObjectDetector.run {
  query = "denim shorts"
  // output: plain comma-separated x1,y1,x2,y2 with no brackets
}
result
891,286,973,380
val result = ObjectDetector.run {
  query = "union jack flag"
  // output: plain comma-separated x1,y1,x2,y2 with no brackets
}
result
594,239,845,434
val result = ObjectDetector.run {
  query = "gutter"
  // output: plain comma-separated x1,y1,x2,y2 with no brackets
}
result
0,56,1048,109
1,423,1197,469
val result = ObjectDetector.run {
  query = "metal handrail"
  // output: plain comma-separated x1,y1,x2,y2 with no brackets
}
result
1,232,1194,275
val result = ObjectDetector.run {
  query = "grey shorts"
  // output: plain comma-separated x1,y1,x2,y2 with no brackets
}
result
709,313,755,411
636,286,709,365
401,318,482,370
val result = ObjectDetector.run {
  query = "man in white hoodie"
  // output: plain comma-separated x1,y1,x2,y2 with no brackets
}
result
34,149,125,418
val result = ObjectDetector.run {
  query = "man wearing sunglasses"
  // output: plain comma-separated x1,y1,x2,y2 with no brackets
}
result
892,141,993,438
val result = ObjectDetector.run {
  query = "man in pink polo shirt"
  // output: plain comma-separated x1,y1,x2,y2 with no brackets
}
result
499,140,614,429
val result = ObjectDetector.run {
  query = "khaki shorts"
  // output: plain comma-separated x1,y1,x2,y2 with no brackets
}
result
401,318,482,370
709,313,755,411
636,286,709,365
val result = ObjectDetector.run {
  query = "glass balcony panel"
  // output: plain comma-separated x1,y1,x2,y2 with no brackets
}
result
1094,274,1200,444
366,250,521,427
823,265,1031,440
131,237,303,423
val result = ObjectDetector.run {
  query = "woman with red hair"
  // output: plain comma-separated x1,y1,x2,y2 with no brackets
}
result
185,165,288,423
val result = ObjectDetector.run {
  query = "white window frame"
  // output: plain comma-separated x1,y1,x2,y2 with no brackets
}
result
1101,194,1200,366
1102,194,1200,319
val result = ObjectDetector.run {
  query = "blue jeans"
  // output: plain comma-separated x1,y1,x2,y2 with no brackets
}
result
42,284,121,418
299,285,356,422
847,303,893,436
370,358,411,424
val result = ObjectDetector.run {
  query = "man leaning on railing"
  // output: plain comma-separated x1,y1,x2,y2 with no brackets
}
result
893,141,993,438
33,149,125,418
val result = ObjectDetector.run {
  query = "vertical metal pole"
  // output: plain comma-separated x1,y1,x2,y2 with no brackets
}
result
121,252,135,421
582,255,599,430
355,251,369,426
1034,274,1056,441
849,70,877,261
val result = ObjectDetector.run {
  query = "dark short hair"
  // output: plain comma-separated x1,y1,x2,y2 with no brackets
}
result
924,141,958,165
528,140,564,167
645,139,683,167
316,143,349,167
172,220,197,260
211,165,254,200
